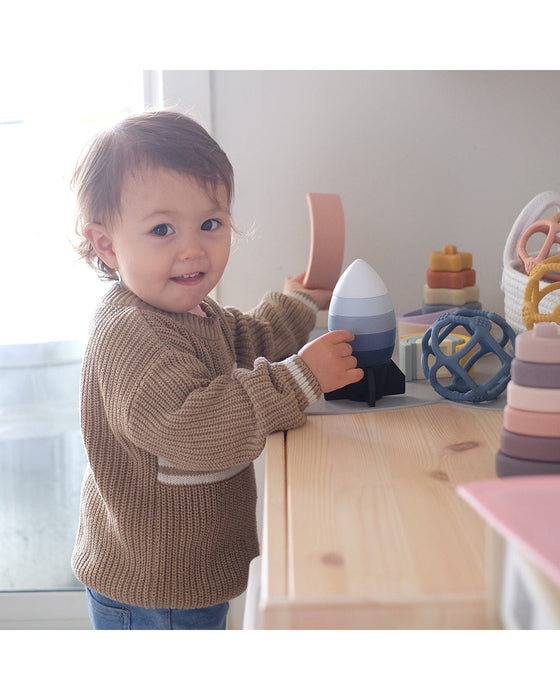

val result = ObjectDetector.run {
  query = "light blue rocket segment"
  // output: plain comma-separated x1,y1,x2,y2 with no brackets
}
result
351,329,395,352
329,294,394,318
328,310,396,334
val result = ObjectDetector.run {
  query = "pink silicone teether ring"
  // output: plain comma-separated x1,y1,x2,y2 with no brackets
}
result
506,381,560,412
504,405,560,437
515,322,560,362
517,213,560,281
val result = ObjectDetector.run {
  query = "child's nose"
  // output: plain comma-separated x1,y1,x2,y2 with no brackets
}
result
178,231,204,259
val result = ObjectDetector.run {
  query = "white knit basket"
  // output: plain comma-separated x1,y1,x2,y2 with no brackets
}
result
501,190,560,333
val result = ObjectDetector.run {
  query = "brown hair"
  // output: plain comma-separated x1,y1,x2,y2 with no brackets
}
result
71,110,235,280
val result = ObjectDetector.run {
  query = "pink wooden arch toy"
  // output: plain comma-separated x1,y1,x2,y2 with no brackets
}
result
302,193,345,290
516,212,560,281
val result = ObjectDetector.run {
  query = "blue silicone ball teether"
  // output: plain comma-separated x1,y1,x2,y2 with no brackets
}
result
421,309,515,402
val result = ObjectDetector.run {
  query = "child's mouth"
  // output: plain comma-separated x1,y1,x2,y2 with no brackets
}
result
171,272,204,285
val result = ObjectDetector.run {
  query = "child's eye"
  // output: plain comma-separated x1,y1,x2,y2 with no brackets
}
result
151,223,174,237
201,218,220,232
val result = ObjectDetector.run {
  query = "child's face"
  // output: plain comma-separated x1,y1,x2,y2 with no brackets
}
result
88,167,232,313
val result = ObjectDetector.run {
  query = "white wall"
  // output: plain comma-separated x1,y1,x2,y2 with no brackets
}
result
194,70,560,317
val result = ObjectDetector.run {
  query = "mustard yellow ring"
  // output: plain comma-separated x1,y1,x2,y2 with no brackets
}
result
522,254,560,329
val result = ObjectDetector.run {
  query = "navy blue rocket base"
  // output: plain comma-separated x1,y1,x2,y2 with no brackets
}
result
324,359,405,407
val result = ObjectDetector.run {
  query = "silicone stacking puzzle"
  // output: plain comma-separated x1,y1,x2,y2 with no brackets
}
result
423,245,481,313
399,332,467,381
496,322,560,477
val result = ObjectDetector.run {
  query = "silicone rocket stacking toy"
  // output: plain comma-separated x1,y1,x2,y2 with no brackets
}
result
422,245,481,313
325,259,405,407
496,322,560,477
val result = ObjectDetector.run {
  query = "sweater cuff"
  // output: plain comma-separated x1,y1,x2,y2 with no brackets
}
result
284,291,320,315
281,354,322,407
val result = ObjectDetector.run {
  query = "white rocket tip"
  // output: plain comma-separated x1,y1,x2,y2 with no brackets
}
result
333,259,389,299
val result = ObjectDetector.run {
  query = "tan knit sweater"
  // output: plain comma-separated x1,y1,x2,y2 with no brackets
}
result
71,283,321,609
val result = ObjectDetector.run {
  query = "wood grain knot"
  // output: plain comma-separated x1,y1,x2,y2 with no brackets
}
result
449,441,479,452
430,470,450,482
321,552,344,567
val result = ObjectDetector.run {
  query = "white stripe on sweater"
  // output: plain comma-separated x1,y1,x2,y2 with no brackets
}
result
157,458,250,485
281,355,321,405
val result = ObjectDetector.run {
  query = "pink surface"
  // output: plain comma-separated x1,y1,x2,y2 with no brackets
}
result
457,476,560,588
302,193,345,290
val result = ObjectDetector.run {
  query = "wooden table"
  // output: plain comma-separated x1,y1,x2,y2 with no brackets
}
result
260,402,503,629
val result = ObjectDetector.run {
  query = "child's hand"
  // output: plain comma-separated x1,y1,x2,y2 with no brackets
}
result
298,330,364,393
284,272,332,310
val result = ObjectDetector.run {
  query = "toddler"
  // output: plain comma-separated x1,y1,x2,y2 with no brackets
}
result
71,110,362,629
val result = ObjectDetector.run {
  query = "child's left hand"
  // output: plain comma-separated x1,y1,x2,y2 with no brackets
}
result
284,272,332,310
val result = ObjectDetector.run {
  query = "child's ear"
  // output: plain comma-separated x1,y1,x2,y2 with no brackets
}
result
84,223,118,270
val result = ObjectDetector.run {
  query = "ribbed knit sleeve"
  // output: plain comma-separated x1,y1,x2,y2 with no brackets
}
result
124,347,319,471
221,291,318,367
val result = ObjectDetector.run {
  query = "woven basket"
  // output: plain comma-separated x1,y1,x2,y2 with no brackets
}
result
501,190,560,333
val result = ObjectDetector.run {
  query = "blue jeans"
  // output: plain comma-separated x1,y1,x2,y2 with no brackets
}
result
86,588,229,630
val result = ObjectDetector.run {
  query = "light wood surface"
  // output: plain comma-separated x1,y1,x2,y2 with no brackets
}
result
260,402,503,629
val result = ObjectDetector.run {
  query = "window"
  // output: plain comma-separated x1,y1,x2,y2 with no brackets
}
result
0,69,144,599
1,68,145,344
